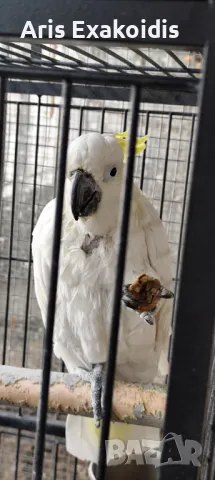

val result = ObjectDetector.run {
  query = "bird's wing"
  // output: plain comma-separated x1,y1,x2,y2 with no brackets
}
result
132,184,173,379
32,199,80,370
32,197,108,371
133,183,173,288
32,199,56,327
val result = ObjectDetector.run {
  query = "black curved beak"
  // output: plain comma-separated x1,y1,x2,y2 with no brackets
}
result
71,169,101,221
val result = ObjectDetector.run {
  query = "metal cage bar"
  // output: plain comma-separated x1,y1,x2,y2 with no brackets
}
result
140,111,150,191
96,85,141,480
173,114,196,298
159,3,215,480
0,65,199,88
5,79,199,106
2,103,20,365
22,97,41,367
31,81,72,480
159,113,173,220
0,411,65,438
0,77,6,209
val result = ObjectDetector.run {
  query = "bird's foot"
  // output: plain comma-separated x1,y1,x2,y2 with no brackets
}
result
122,273,173,320
75,363,105,428
122,284,156,325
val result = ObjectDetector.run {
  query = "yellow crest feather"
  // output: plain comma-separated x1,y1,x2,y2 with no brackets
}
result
114,130,148,162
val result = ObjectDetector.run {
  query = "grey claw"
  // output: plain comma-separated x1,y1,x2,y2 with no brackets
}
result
91,364,105,428
101,381,106,415
122,284,141,310
160,286,174,299
122,283,131,292
140,311,155,325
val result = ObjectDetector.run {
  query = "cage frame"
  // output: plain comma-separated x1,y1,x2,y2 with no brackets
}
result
0,1,215,480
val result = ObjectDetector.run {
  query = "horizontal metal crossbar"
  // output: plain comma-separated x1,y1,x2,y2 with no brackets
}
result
0,65,200,88
0,412,65,438
6,80,198,105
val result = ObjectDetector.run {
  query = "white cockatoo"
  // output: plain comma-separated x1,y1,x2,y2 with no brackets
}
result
32,131,173,465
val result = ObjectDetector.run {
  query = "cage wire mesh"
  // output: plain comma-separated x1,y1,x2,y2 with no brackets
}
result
0,42,212,479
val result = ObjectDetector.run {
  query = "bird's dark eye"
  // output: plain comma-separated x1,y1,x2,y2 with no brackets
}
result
110,167,117,177
103,165,118,182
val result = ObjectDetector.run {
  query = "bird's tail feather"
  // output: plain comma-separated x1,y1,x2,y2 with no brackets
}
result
66,414,160,464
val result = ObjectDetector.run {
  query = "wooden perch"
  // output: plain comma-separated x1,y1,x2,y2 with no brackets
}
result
0,366,166,428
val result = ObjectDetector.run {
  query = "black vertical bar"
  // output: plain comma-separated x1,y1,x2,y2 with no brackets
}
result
123,109,128,132
31,80,71,480
159,8,215,480
201,354,215,480
54,105,62,196
100,108,105,133
140,111,150,190
0,77,7,208
14,432,21,480
96,85,141,480
22,98,41,367
52,443,58,480
167,115,196,372
14,100,41,478
159,113,172,219
72,457,78,480
173,114,195,302
78,106,84,136
54,103,65,373
2,104,20,365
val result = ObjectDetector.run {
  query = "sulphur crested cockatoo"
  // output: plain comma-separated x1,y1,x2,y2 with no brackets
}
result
32,131,173,464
